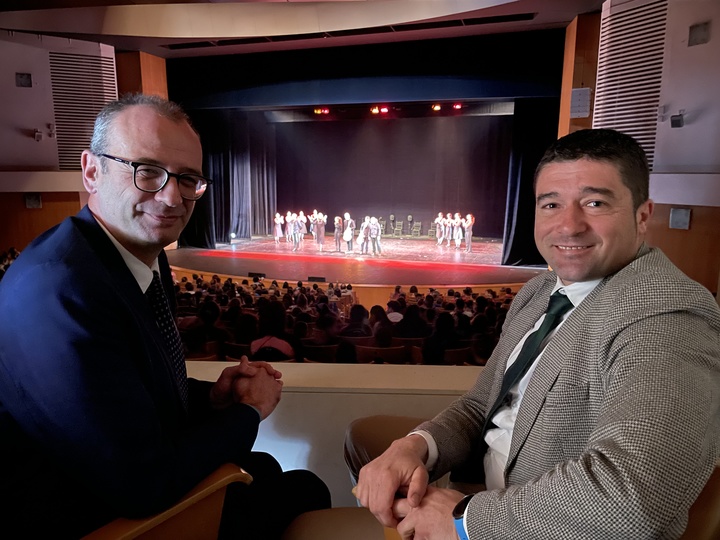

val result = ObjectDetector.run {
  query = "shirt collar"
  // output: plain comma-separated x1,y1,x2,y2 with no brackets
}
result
94,218,159,293
552,277,602,308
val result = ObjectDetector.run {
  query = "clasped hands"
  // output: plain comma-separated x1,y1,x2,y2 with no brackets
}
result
355,435,465,540
209,356,283,419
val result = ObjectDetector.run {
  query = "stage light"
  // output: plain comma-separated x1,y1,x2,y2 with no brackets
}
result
380,106,389,114
370,106,380,114
431,104,442,112
230,232,236,239
453,103,463,110
313,107,330,115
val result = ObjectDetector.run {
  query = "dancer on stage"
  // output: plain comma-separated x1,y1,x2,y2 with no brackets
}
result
343,212,356,253
453,212,464,249
273,212,284,244
369,216,382,256
297,210,308,245
333,216,343,252
464,213,475,252
358,216,371,255
309,209,318,240
290,213,302,252
284,210,293,242
434,212,444,245
444,212,453,247
315,212,327,252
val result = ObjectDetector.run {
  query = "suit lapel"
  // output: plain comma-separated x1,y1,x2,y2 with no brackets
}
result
506,277,610,468
72,208,177,392
485,277,557,413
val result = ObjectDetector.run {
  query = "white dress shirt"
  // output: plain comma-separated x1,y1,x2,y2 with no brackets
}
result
95,218,159,292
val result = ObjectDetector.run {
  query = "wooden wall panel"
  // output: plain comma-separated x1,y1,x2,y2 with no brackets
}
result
646,203,720,295
0,192,81,251
116,51,168,99
558,13,601,138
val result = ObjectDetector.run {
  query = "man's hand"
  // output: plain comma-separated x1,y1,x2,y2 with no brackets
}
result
231,362,283,419
355,434,430,528
209,357,282,412
392,487,466,540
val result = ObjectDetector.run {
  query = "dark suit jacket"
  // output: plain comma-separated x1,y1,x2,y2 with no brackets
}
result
0,206,261,538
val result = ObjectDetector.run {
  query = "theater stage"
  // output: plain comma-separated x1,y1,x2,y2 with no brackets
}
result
167,235,545,288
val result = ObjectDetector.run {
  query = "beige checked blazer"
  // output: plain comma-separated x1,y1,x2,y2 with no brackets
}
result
419,245,720,539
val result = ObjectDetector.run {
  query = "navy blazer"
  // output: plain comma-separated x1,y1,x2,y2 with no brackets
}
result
0,206,261,537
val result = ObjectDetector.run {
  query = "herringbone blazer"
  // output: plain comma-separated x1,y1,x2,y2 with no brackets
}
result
419,245,720,539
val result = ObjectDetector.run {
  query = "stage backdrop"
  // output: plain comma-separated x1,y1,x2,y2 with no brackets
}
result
275,114,512,239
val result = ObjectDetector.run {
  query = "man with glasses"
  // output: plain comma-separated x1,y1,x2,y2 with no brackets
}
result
0,94,329,538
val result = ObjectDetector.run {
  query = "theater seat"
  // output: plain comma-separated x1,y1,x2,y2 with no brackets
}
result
82,464,252,540
281,507,398,540
679,461,720,540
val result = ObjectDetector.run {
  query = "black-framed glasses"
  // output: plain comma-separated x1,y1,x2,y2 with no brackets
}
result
99,154,212,201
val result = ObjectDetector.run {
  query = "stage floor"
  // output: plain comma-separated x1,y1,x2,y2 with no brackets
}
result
167,235,545,287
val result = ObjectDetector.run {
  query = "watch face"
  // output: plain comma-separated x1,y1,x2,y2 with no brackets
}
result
452,494,474,519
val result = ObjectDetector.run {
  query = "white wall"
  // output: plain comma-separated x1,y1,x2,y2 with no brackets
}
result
0,32,114,191
650,0,720,205
0,39,58,170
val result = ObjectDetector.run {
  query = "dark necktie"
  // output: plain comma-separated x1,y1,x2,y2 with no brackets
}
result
146,271,189,410
482,290,574,433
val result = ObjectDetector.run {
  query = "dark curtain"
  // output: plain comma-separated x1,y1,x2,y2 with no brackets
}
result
501,98,560,266
275,115,512,238
180,110,276,246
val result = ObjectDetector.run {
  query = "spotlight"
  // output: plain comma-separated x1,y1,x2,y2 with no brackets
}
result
230,232,236,239
370,106,380,114
452,103,462,110
431,104,442,112
313,108,330,115
379,106,389,114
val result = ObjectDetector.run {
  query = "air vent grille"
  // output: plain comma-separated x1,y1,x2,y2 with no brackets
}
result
593,0,668,169
49,52,117,170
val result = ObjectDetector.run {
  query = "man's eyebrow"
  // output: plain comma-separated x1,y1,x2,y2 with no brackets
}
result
536,186,617,204
536,191,559,204
135,157,203,176
580,186,617,199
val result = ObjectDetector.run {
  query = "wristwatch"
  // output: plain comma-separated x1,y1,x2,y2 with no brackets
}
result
452,494,474,540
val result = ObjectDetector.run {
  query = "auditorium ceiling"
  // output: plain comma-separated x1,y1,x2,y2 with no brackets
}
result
0,0,603,58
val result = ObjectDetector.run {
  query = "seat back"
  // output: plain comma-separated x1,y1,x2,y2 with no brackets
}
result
340,336,376,347
224,342,251,359
679,461,720,540
302,344,339,363
355,345,406,364
443,347,471,365
391,337,425,363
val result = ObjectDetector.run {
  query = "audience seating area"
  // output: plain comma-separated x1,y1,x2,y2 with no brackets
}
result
172,271,514,366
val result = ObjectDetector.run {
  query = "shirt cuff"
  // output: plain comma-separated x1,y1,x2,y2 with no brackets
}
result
408,430,439,470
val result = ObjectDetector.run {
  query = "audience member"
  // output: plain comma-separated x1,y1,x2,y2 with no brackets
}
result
338,304,373,337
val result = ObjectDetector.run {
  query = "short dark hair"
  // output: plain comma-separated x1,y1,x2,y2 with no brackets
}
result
534,128,649,211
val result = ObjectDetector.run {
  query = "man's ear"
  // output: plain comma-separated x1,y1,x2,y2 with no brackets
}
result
81,150,100,194
636,199,654,235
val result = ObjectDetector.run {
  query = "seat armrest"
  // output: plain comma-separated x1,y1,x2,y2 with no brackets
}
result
83,463,253,540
